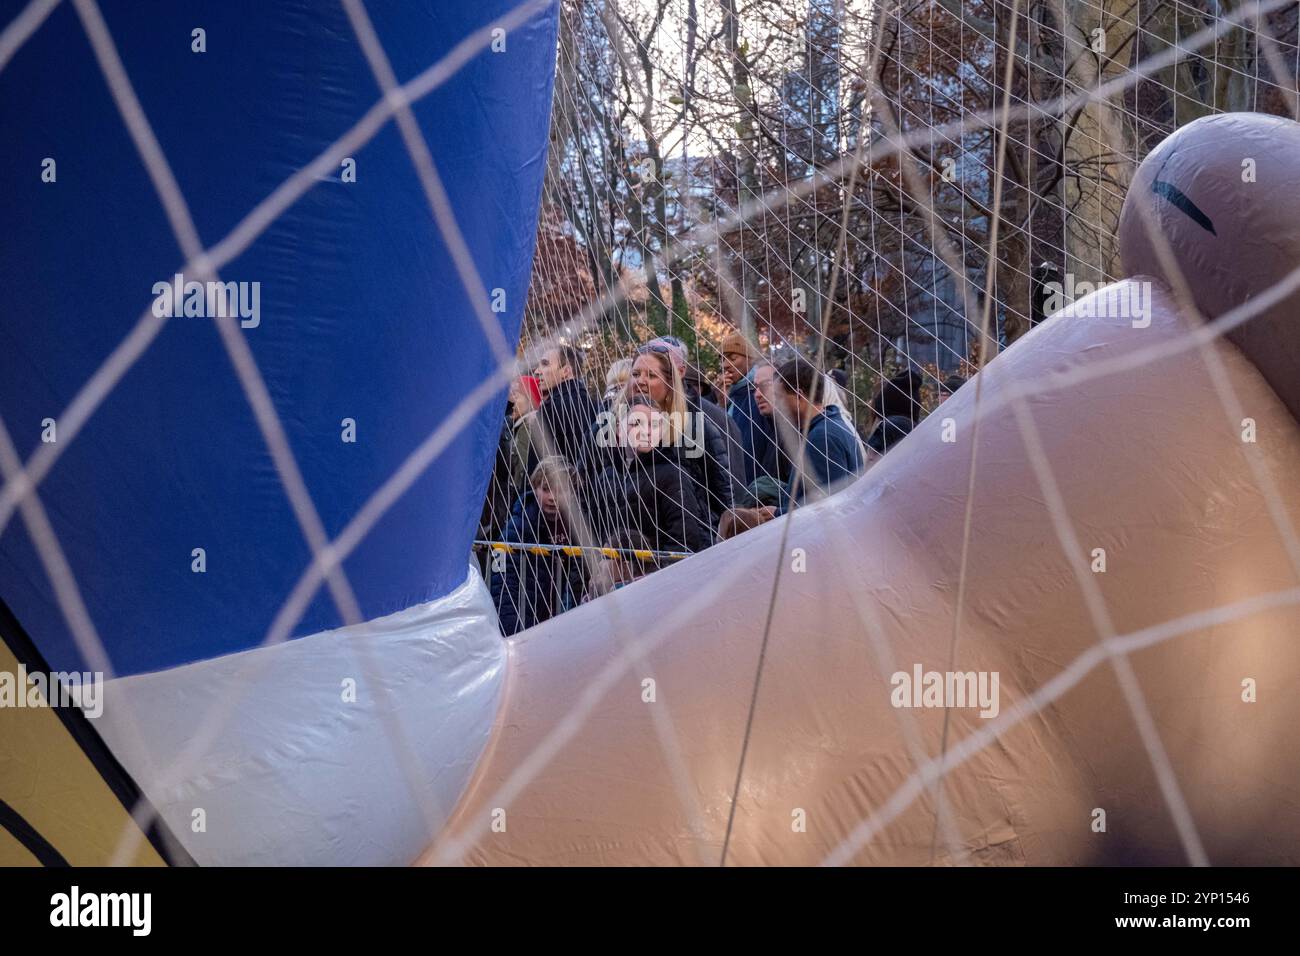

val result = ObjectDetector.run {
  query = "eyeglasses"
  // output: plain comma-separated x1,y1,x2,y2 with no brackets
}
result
635,342,673,355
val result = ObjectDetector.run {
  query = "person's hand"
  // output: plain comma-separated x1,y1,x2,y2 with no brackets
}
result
719,507,775,539
718,509,746,539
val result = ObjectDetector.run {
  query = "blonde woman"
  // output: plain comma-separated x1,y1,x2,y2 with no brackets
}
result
624,343,690,439
602,396,714,554
621,341,734,525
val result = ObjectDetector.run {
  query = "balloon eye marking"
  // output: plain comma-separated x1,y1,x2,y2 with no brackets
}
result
1151,179,1217,236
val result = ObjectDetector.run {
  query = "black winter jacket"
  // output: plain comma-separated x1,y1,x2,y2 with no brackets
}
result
684,388,742,522
490,490,585,634
536,377,602,473
619,448,714,553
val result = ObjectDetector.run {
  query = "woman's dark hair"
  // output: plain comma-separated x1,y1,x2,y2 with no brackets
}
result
872,370,922,423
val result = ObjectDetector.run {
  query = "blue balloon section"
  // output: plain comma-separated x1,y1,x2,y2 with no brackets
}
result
0,1,557,675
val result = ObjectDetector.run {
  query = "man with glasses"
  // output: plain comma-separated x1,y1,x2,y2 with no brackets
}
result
721,330,776,487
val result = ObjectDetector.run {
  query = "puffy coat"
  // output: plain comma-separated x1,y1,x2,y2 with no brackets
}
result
617,448,715,553
669,393,736,527
489,490,585,635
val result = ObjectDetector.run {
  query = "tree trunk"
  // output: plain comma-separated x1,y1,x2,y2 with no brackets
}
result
1061,0,1135,285
722,0,759,340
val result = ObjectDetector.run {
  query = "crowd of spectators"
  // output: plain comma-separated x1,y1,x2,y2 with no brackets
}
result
477,332,963,634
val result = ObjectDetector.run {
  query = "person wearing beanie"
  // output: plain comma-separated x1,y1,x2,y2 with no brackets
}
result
926,372,966,412
682,364,722,406
720,330,757,380
721,330,776,488
518,374,543,409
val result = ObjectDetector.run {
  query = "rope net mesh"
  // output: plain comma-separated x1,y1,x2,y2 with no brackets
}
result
0,0,1296,867
480,0,1300,633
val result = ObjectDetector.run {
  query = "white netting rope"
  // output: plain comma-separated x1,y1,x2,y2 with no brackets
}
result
0,0,1295,868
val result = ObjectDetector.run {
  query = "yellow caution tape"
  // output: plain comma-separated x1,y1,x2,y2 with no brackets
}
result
472,540,690,562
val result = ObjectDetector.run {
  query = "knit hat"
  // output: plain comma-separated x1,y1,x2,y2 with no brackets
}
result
721,330,758,361
744,475,784,508
644,336,687,374
517,375,542,408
